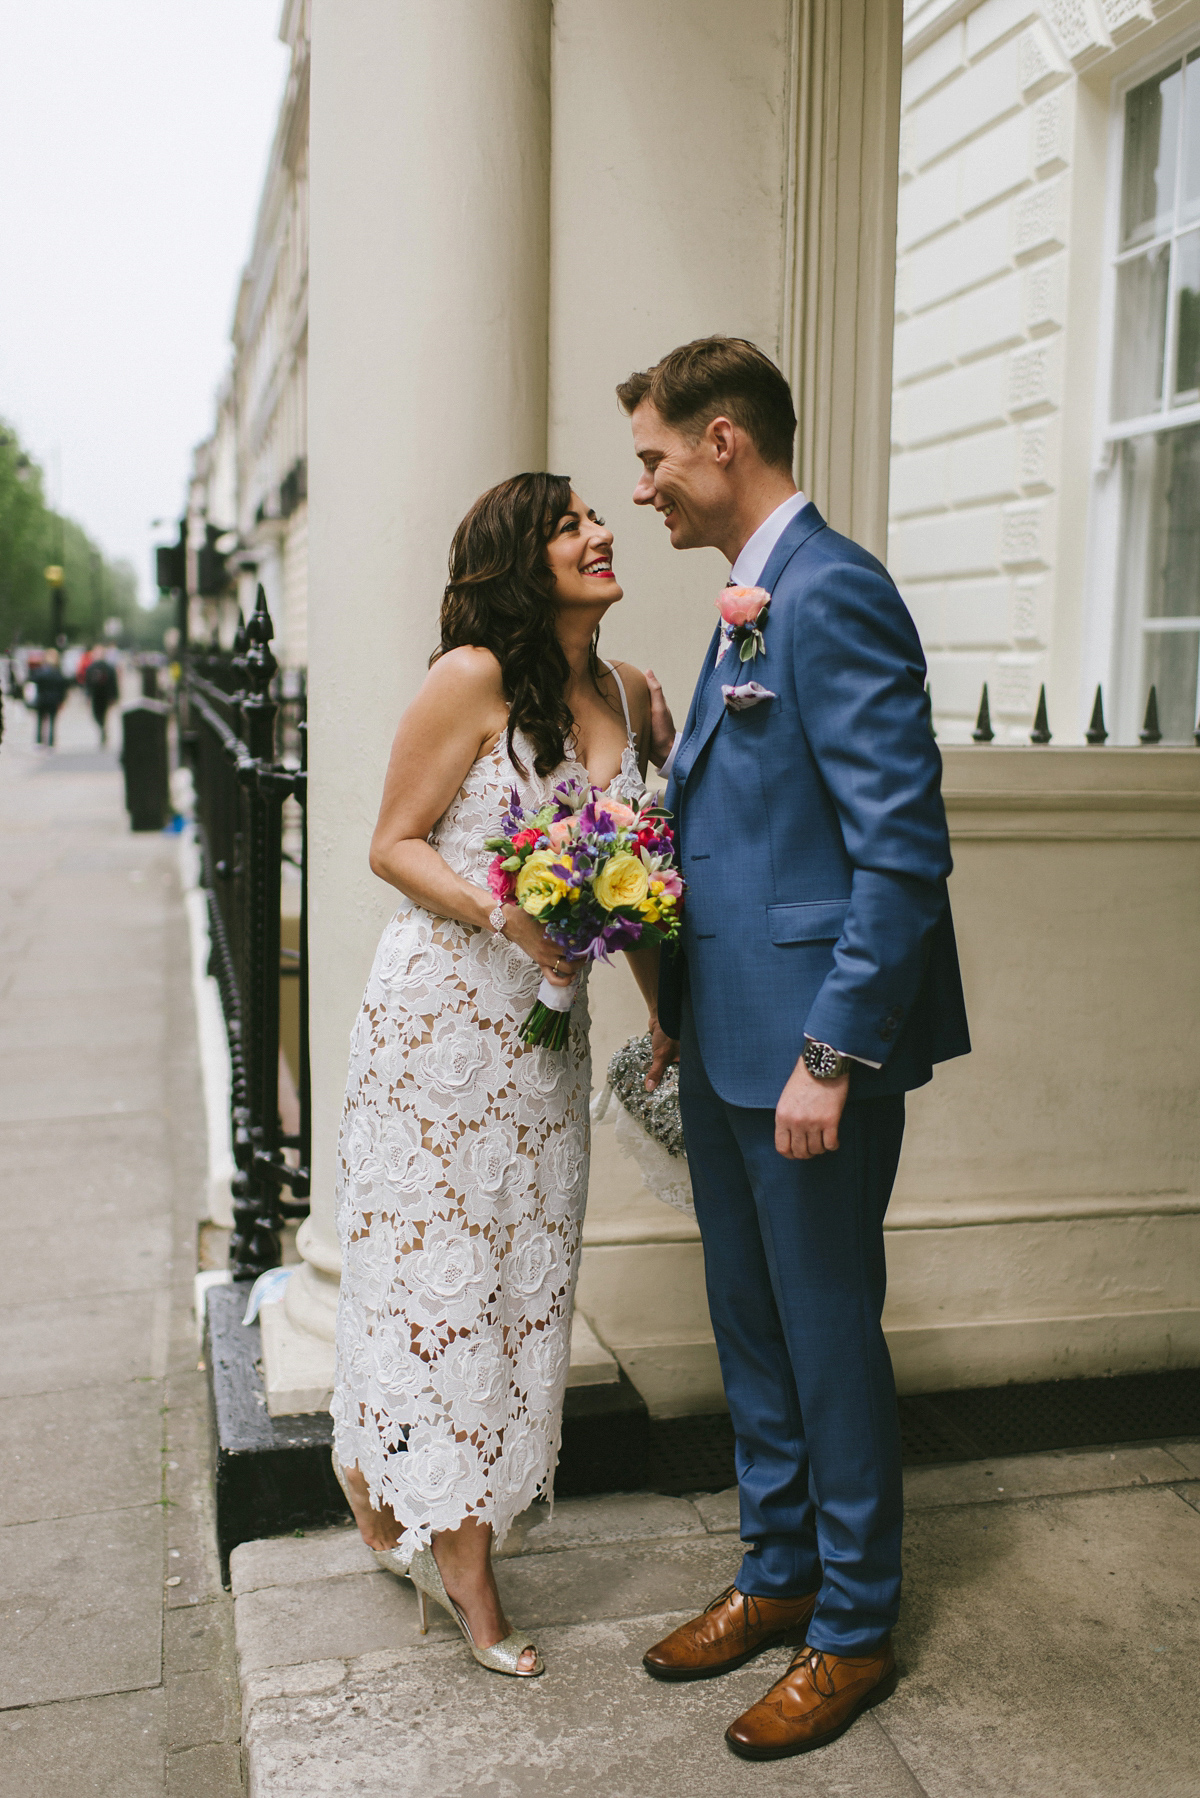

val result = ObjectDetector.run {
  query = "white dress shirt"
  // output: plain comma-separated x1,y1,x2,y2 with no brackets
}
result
655,490,808,781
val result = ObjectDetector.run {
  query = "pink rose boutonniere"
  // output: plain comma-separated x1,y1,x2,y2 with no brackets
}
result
714,585,770,668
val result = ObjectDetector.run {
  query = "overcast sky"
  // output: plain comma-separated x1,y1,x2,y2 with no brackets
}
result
0,1,289,602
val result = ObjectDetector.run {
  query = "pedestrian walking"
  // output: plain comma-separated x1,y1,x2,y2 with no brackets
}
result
31,650,71,747
83,650,119,745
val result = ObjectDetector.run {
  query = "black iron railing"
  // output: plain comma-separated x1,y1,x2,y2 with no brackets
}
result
950,681,1200,746
181,586,310,1279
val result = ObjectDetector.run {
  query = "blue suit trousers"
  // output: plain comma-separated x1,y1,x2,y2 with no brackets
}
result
679,994,905,1653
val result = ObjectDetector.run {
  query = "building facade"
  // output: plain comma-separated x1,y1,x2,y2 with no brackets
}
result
185,1,1197,1421
188,0,309,669
891,0,1200,744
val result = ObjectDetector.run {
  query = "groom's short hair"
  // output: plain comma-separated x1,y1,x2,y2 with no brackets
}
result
616,337,796,472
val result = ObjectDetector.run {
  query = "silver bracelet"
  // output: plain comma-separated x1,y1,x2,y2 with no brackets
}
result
488,902,508,936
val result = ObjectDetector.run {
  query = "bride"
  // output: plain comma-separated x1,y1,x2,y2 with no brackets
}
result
330,472,662,1679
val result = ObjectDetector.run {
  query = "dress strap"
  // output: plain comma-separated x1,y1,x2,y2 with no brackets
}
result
603,659,637,749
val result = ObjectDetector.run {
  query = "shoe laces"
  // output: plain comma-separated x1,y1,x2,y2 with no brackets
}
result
705,1583,764,1648
786,1645,837,1698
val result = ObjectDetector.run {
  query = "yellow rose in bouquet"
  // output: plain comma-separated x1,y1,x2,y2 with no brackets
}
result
515,850,569,917
593,852,649,912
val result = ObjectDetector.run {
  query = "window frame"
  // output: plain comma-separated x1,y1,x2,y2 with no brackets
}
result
1087,26,1200,744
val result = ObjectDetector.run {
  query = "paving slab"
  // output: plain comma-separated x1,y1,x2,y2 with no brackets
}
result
0,1380,163,1526
235,1568,420,1674
691,1486,740,1533
0,1685,165,1798
0,1504,164,1708
231,1527,378,1595
885,1485,1200,1797
241,1616,924,1798
903,1443,1193,1509
1167,1437,1200,1475
0,1290,165,1396
166,1742,244,1797
512,1490,705,1555
235,1535,744,1677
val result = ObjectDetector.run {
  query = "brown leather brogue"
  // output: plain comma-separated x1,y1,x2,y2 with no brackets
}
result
725,1641,898,1759
642,1583,818,1682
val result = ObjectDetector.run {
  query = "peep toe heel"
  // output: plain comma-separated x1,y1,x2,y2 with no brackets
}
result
331,1450,543,1677
406,1544,543,1678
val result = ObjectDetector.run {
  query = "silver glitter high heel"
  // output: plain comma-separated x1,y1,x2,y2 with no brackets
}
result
406,1543,544,1678
331,1451,542,1677
330,1450,411,1579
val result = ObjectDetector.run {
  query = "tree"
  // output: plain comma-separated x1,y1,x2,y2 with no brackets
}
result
0,417,151,649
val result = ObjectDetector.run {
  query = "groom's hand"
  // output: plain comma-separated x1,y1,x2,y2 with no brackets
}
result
645,1017,679,1092
644,670,677,769
775,1060,849,1159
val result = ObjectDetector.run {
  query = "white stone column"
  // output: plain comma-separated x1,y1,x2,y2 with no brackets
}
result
783,0,903,560
265,0,551,1411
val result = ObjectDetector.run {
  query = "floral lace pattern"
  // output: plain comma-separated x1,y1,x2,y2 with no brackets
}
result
332,721,643,1558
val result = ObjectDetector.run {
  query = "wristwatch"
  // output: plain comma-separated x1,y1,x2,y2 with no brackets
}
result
803,1037,850,1081
488,902,508,936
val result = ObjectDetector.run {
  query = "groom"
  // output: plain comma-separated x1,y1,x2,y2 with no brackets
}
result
617,337,969,1760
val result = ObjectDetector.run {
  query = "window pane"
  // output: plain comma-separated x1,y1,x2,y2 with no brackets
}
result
1143,629,1200,739
1112,246,1169,419
1119,424,1200,621
1122,62,1182,248
1174,230,1200,401
1182,52,1200,226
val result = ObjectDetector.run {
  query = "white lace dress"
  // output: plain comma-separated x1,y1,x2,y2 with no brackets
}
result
332,674,644,1560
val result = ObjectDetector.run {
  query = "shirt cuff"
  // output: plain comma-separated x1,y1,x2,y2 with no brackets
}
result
842,1051,883,1070
654,730,683,780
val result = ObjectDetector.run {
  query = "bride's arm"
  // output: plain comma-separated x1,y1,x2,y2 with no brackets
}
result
368,647,570,980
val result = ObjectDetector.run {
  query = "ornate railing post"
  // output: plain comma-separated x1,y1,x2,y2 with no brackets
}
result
229,588,283,1277
181,595,311,1283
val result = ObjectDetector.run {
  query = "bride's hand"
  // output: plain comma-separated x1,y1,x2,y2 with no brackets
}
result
644,669,677,769
501,906,584,987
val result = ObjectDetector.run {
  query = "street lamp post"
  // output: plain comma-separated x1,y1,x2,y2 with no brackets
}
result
44,564,65,646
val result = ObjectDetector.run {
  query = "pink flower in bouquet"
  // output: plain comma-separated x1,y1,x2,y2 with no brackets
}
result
652,866,684,898
547,818,575,850
594,798,636,830
487,856,516,902
717,585,770,627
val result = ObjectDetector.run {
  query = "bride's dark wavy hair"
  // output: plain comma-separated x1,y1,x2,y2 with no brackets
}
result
434,472,606,777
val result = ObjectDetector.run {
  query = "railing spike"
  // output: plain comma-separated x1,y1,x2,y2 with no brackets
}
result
1085,684,1108,745
232,608,248,658
1030,684,1051,744
972,682,994,743
1139,685,1162,744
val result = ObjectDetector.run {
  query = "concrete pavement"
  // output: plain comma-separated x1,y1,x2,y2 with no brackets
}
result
234,1442,1200,1796
0,690,242,1795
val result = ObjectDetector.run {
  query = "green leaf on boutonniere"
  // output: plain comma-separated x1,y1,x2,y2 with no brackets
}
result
739,637,756,662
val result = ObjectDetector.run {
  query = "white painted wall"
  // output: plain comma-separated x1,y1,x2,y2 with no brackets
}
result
890,0,1200,743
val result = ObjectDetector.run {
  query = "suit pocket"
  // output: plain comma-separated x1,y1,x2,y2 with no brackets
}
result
767,899,850,944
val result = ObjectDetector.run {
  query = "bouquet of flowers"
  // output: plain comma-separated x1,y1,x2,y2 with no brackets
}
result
485,778,684,1050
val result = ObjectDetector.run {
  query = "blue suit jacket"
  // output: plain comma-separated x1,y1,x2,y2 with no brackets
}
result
659,503,970,1107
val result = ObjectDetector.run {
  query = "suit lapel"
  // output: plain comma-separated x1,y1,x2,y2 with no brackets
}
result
674,503,828,784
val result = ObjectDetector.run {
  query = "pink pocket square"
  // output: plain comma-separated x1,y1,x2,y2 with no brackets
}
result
721,681,777,712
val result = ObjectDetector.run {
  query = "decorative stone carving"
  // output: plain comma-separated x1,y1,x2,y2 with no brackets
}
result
1019,421,1049,486
1014,174,1067,257
1000,501,1048,566
1096,0,1156,42
993,658,1036,712
1041,0,1112,66
1018,23,1068,96
1032,93,1068,173
1024,254,1067,332
1008,340,1060,412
